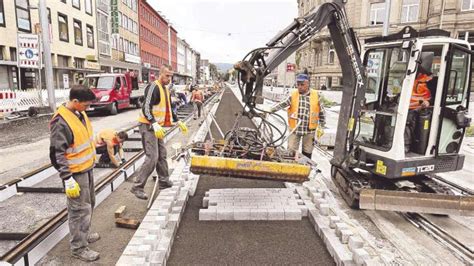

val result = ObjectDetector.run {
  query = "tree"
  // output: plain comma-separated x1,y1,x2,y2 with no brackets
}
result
209,63,219,80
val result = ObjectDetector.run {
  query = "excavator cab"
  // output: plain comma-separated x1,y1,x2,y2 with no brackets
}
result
352,27,472,179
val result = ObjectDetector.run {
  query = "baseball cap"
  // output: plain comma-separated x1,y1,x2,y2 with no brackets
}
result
296,74,309,82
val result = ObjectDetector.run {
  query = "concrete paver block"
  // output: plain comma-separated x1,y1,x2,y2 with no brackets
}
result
319,204,330,216
321,228,354,266
233,208,250,220
353,248,370,266
340,229,353,244
217,209,234,220
284,208,301,220
267,208,285,220
137,244,152,257
150,251,166,266
299,205,308,217
199,208,217,221
348,235,364,252
329,216,341,229
203,197,209,207
335,222,348,237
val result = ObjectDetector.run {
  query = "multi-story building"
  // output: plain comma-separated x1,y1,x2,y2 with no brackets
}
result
96,0,112,72
175,38,193,84
200,59,210,84
0,0,100,89
169,26,178,70
296,0,474,90
177,38,186,77
109,0,140,76
185,45,193,78
138,0,172,83
190,49,198,83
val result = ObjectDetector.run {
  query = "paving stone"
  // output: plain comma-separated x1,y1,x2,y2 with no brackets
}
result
171,206,183,214
267,208,285,220
137,244,152,257
319,204,330,216
199,208,217,221
217,209,234,220
329,216,341,229
353,248,370,266
321,228,354,266
335,222,348,237
139,222,161,235
340,229,353,244
315,198,328,209
348,235,364,252
155,215,169,229
250,209,268,220
116,255,136,266
202,197,209,207
150,251,166,266
284,208,301,220
233,208,251,220
122,245,140,256
299,205,308,217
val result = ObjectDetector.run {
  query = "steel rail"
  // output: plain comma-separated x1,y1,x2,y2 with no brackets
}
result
0,92,221,265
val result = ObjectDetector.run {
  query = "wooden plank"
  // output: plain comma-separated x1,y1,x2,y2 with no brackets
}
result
115,218,140,229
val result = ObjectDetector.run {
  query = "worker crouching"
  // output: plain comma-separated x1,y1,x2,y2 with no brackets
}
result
49,85,100,262
95,129,128,167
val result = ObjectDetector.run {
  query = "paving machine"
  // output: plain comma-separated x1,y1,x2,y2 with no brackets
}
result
191,1,474,215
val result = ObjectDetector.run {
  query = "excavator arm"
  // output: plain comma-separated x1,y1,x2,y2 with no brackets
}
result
234,1,366,167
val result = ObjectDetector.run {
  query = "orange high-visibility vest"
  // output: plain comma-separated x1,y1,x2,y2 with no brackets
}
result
410,73,432,110
138,80,172,126
52,105,96,173
287,89,320,130
95,128,119,147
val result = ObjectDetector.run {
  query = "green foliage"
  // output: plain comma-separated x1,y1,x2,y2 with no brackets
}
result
466,125,474,137
319,94,336,108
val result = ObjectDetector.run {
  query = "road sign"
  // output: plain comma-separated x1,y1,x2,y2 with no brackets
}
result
18,33,40,68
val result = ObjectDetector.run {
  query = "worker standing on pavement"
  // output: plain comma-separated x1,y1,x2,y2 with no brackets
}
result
191,85,204,119
269,74,325,159
94,129,128,167
131,64,188,200
49,84,100,262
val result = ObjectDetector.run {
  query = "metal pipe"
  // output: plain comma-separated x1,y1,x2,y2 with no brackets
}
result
38,0,55,112
383,0,392,36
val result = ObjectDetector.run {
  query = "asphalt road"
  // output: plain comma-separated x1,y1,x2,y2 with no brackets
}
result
168,87,334,265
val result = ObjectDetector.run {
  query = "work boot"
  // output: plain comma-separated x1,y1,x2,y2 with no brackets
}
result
130,187,148,200
72,247,100,262
158,180,173,189
87,232,100,243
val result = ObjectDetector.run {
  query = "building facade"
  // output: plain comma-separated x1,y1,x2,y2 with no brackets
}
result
108,0,140,76
0,0,100,89
296,0,474,90
138,0,171,83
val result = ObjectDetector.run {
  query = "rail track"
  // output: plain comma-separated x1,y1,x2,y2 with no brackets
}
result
313,145,474,265
0,91,221,265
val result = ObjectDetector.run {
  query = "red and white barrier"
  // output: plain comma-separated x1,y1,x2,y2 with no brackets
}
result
0,89,70,117
0,91,18,114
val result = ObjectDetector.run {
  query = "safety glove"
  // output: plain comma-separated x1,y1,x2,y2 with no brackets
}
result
152,122,166,139
177,121,188,134
316,126,325,140
64,177,80,199
121,158,126,164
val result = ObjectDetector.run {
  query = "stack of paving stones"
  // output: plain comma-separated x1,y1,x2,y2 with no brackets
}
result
284,176,394,266
116,91,223,265
199,188,307,221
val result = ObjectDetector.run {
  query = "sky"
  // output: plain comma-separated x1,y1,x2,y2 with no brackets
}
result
149,0,298,64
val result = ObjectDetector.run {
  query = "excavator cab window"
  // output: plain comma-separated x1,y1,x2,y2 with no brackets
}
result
356,46,410,150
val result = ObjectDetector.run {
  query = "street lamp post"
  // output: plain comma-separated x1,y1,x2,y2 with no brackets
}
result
39,0,55,111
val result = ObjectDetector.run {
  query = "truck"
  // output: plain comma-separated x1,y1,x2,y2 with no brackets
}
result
82,72,145,115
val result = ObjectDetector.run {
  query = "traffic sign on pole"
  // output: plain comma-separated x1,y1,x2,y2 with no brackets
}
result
17,33,40,69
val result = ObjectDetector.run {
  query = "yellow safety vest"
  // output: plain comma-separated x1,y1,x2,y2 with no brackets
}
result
287,89,320,130
52,105,96,173
138,80,172,126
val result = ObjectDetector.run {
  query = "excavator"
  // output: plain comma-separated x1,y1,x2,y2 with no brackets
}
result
190,1,474,215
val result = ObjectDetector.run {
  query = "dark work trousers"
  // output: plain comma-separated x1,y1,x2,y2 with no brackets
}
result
67,170,95,253
404,110,418,153
133,123,169,192
96,145,119,163
194,101,203,118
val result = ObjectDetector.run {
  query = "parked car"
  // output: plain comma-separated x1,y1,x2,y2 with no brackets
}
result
82,72,144,115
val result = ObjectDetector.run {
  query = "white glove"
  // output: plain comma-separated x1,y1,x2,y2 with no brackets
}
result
152,122,165,139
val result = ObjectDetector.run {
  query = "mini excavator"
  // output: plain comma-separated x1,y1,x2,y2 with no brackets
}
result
190,1,474,215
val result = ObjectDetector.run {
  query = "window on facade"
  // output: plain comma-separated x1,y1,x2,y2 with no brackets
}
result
58,13,69,42
10,47,17,61
85,0,92,15
124,40,129,53
119,37,123,51
128,18,133,31
401,0,418,23
73,0,80,9
123,15,128,29
462,0,474,10
118,12,122,26
86,25,94,48
75,57,84,69
458,31,474,43
73,20,82,45
370,2,385,26
16,0,31,32
0,0,5,27
328,50,335,64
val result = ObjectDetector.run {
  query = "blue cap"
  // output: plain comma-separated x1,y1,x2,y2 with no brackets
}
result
296,74,309,82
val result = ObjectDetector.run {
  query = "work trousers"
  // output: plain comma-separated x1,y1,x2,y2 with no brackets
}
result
194,101,203,118
133,123,169,191
66,170,95,253
404,110,418,153
288,132,314,159
96,145,119,163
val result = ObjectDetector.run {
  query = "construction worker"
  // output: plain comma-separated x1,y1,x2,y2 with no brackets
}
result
269,74,325,159
131,64,188,200
405,52,434,153
191,85,204,119
49,84,100,262
95,129,128,167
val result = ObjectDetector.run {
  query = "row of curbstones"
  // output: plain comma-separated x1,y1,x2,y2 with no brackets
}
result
115,90,224,265
287,181,379,266
116,161,201,265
